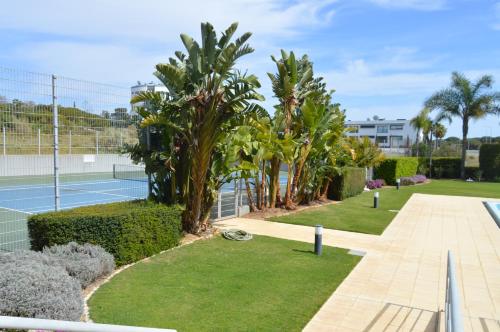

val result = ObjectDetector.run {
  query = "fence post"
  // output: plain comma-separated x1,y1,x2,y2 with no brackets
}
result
217,191,222,219
2,126,5,155
96,131,99,155
38,128,41,155
146,127,152,196
52,75,60,211
234,179,238,216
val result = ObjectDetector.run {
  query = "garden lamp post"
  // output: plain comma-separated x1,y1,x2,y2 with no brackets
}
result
396,178,400,190
315,225,323,256
374,192,379,208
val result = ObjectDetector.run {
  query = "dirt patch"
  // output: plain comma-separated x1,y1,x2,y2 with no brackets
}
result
241,199,339,220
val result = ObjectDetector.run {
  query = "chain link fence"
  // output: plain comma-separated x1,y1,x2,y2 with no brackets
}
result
0,67,148,251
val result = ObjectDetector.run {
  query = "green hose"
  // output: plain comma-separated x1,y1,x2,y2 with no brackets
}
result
221,229,253,241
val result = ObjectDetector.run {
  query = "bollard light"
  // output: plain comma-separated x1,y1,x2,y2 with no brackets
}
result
396,178,400,190
315,225,323,256
374,191,379,208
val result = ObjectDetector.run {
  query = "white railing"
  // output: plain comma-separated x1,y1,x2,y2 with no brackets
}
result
0,315,176,332
445,251,464,332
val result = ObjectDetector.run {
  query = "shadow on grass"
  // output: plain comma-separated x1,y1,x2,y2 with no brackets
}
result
292,248,315,255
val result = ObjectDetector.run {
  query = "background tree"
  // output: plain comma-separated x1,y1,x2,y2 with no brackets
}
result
425,72,500,179
410,108,431,157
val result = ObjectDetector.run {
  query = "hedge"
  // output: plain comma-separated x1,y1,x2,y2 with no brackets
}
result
479,144,500,180
374,157,418,185
328,167,366,200
425,157,460,178
28,201,183,266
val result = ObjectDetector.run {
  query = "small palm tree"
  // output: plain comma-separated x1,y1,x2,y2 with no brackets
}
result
425,72,500,179
410,108,432,157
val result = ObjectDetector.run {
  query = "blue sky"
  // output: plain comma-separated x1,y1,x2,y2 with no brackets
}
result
0,0,499,137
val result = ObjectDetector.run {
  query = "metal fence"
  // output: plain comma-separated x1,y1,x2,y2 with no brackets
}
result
0,67,147,251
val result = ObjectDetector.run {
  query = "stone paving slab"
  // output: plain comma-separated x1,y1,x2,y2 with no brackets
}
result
215,193,500,331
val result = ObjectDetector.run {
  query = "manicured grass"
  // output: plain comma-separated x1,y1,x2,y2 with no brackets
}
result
270,180,500,235
89,235,360,332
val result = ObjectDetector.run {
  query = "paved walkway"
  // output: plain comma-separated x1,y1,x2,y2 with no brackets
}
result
215,194,500,331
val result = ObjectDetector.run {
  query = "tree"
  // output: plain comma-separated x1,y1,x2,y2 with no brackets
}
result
347,136,385,168
268,51,314,209
134,22,263,233
410,108,431,157
425,72,500,179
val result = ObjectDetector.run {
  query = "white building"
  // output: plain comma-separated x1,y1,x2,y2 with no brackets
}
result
130,81,168,111
345,119,418,156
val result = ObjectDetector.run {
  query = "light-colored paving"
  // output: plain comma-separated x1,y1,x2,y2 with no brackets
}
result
215,193,500,331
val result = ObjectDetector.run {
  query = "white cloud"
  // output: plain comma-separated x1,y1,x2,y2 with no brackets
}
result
368,0,447,10
0,0,337,42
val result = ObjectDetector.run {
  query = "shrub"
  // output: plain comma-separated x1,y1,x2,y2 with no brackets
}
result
0,254,83,321
400,174,427,186
328,167,366,200
28,200,183,266
366,179,384,189
43,242,115,288
479,144,500,180
424,157,460,178
374,158,418,185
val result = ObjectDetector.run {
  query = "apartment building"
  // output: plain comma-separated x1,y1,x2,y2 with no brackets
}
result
345,119,419,156
130,81,168,112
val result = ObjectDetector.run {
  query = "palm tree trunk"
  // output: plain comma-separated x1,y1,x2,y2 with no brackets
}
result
461,117,468,179
254,174,261,209
284,163,294,210
244,178,257,212
260,160,266,209
269,157,280,208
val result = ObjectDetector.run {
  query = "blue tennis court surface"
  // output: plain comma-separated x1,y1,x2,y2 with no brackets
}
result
0,178,148,215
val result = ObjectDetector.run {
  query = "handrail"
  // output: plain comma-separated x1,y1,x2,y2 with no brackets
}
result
0,315,176,332
445,251,464,332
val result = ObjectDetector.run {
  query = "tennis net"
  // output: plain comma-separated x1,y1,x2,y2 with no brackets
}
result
113,164,148,182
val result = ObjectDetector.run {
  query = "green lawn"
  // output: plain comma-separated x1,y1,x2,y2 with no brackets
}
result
270,180,500,235
89,235,360,332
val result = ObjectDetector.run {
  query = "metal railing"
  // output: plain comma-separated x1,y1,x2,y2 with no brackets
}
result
0,315,176,332
445,250,464,332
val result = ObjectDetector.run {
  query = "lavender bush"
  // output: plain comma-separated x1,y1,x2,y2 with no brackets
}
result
400,174,427,186
0,256,83,321
366,179,385,189
43,242,115,288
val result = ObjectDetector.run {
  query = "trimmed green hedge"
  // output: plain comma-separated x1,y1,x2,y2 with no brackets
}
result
374,158,418,185
426,157,460,178
479,144,500,180
28,201,183,266
328,167,366,201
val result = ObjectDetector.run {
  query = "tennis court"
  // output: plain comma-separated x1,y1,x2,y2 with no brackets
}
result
0,165,148,251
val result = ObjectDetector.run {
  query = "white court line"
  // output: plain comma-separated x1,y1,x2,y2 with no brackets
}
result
0,206,33,215
0,179,133,192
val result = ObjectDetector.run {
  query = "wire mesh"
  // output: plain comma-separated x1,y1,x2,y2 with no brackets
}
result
0,67,147,251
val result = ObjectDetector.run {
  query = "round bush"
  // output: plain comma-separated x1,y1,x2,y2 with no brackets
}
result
43,242,115,288
0,258,83,320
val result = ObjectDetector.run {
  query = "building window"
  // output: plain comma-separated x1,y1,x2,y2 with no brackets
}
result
390,136,403,148
390,124,404,130
376,136,388,145
377,125,388,133
360,125,375,129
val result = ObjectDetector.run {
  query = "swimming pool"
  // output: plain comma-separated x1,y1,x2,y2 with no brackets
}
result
484,201,500,227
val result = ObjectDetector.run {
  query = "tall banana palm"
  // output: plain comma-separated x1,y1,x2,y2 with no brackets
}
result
135,22,263,233
268,50,313,209
425,72,499,179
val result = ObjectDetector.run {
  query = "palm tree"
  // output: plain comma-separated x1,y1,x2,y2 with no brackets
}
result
410,108,431,157
425,72,500,179
268,50,313,209
135,22,263,233
432,122,447,148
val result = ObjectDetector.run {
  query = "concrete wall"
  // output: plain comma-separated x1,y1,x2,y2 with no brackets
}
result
0,154,134,177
